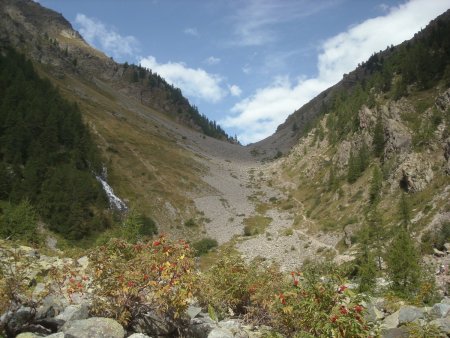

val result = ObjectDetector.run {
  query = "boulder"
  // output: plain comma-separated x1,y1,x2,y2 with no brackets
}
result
130,311,178,337
381,310,399,330
398,306,424,325
186,313,217,338
430,303,450,319
208,327,235,338
128,334,152,338
381,327,409,338
55,303,89,323
398,153,434,192
61,317,125,338
430,317,450,335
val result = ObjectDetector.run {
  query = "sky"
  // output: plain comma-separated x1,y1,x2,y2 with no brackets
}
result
38,0,450,144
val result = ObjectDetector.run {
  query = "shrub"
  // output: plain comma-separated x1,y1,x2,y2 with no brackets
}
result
184,218,197,227
0,200,40,244
197,251,283,320
269,264,371,337
89,236,197,328
193,238,218,256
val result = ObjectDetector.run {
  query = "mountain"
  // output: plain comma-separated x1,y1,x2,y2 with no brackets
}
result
0,0,253,242
0,0,449,266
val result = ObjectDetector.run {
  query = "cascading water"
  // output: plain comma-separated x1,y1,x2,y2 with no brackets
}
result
96,167,127,211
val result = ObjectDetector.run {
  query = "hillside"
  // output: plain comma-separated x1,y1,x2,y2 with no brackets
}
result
1,1,450,337
0,0,249,240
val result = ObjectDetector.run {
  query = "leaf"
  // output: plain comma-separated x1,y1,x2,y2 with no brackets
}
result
208,304,217,321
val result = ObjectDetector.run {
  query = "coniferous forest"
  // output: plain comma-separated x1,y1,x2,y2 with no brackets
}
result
0,48,108,240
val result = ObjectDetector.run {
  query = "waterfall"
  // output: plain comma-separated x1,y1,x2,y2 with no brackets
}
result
96,167,127,211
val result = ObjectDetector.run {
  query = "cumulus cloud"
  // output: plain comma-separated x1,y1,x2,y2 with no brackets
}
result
205,56,221,65
140,56,226,103
75,14,139,59
229,84,242,97
184,27,199,37
223,0,450,144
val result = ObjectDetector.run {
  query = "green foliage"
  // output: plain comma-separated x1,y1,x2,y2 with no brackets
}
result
125,64,231,141
184,218,197,227
0,200,39,243
369,165,383,205
193,238,218,256
386,227,421,295
0,48,107,240
373,114,385,158
399,193,411,228
89,236,197,327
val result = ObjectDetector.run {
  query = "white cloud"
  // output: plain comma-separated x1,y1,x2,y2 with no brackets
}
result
140,56,226,103
205,56,221,65
231,0,337,46
75,14,139,59
223,0,450,144
229,84,242,97
184,27,199,37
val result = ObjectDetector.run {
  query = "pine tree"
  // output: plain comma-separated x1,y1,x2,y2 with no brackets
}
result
369,165,382,205
386,227,421,295
399,193,411,228
373,114,385,158
357,225,378,293
347,149,359,183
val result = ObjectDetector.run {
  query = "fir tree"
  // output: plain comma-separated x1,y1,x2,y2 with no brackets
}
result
386,227,421,295
369,164,382,205
373,114,385,158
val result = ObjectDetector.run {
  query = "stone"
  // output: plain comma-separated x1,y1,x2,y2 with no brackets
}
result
444,243,450,252
128,334,152,338
208,327,234,338
36,295,69,319
187,305,202,319
45,333,65,338
365,302,385,323
434,248,446,257
61,317,125,338
398,305,424,325
384,118,412,158
130,311,177,337
186,314,217,338
430,303,450,319
381,327,409,338
430,317,450,335
398,153,434,192
77,256,89,270
15,333,42,338
55,303,89,323
381,310,399,330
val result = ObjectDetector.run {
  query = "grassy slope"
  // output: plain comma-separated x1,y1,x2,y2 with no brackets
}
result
34,63,210,239
271,86,450,252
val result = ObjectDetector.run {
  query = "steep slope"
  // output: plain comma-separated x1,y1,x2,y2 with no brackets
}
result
249,9,450,267
0,0,251,240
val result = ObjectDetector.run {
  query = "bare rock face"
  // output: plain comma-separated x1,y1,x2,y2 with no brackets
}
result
383,118,412,159
334,140,352,170
397,153,434,192
358,105,375,130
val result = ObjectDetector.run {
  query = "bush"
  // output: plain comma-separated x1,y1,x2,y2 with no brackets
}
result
184,218,197,227
89,236,197,328
199,253,372,337
193,238,218,256
197,251,283,320
0,200,40,244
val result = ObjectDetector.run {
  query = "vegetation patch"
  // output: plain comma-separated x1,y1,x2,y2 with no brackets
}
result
243,215,272,236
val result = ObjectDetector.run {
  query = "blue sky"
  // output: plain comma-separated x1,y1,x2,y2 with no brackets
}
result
38,0,450,144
